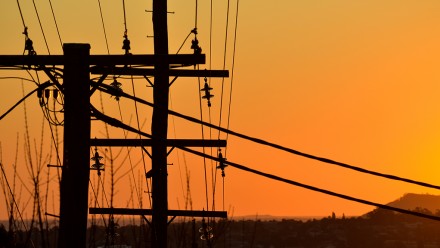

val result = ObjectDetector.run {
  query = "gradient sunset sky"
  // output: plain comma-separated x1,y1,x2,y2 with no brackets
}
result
1,1,440,221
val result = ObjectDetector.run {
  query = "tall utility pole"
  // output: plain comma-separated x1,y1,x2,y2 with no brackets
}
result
151,0,170,246
58,44,91,248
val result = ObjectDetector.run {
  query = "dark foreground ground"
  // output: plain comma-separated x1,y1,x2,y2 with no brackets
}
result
2,208,440,247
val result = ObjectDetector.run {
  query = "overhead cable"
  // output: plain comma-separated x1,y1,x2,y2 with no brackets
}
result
32,0,51,54
97,0,110,54
224,0,240,148
176,145,440,222
16,0,26,28
217,0,231,140
47,0,63,49
93,83,440,191
0,81,52,121
88,104,440,224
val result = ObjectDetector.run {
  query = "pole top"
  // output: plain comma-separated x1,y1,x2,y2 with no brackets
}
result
63,43,91,50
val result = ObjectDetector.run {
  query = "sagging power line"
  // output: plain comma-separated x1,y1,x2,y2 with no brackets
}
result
93,82,440,192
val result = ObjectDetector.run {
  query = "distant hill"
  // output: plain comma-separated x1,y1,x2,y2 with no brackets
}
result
381,193,440,214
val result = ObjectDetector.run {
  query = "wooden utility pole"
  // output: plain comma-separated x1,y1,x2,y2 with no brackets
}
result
151,0,170,246
58,44,91,248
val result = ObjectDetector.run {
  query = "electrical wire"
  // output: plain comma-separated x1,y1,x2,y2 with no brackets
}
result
31,0,51,54
0,77,36,83
47,0,63,49
122,0,128,32
90,97,440,223
176,30,193,54
93,84,440,191
224,0,240,148
15,0,27,30
0,87,38,121
219,0,240,213
217,0,231,140
129,76,152,207
97,0,110,54
176,145,440,222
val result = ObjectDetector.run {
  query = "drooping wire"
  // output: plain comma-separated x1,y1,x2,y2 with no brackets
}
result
16,0,26,29
47,0,63,49
217,0,231,141
224,0,240,147
31,0,51,54
177,29,196,54
95,87,440,243
93,85,440,191
97,0,110,54
177,145,440,223
219,0,240,211
120,0,150,205
0,84,43,121
191,0,210,214
211,0,233,215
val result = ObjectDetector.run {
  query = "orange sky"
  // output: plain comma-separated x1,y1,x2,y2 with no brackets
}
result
1,1,440,222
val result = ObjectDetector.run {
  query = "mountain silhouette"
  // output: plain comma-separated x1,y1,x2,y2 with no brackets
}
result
368,193,440,215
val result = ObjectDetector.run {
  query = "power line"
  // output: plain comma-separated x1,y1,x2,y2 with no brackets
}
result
89,102,440,224
176,145,440,222
47,0,63,49
128,74,152,207
0,81,52,121
31,0,51,54
217,0,231,140
16,0,26,29
97,0,110,54
93,84,440,191
224,0,240,152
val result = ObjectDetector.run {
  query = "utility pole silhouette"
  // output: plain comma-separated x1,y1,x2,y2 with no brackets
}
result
0,0,228,247
151,0,170,245
58,43,91,248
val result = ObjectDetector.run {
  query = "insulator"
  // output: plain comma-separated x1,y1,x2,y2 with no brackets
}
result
91,147,104,175
110,78,123,101
25,38,33,51
24,38,35,55
45,89,51,98
110,79,122,89
53,89,59,99
201,82,213,107
191,39,198,49
217,149,227,177
37,88,43,98
191,39,202,54
122,37,131,55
